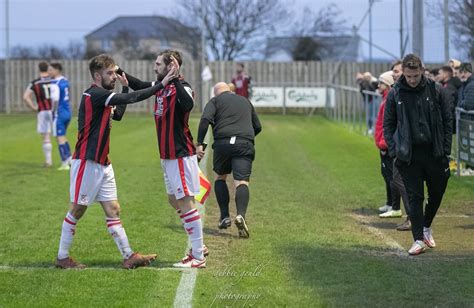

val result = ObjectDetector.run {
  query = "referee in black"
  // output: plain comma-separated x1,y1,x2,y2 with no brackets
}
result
384,54,452,256
197,82,262,238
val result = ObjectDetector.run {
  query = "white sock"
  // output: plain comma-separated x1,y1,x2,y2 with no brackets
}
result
42,142,52,164
106,217,133,259
58,212,78,259
180,209,204,260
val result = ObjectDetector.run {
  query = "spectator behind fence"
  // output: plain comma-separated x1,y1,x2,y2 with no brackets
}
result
384,53,452,256
391,60,403,84
430,68,441,83
231,63,252,99
356,72,378,135
458,62,474,112
424,68,434,81
448,58,463,89
439,66,459,133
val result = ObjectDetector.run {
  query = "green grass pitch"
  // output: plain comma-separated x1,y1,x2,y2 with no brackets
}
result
0,114,473,307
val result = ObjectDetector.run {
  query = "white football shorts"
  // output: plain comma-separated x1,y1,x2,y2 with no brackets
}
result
37,110,53,134
70,159,117,206
161,155,200,200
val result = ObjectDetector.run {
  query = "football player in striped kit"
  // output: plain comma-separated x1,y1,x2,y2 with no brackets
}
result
117,50,207,268
55,54,178,269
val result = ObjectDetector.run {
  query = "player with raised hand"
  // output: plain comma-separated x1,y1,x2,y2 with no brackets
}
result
117,50,207,268
55,54,178,269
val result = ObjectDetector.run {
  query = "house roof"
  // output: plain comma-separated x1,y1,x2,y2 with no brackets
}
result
266,35,361,61
85,16,198,40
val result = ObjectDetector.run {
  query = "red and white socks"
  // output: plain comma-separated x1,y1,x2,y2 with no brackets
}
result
106,217,133,259
180,209,204,260
58,213,133,260
58,212,78,259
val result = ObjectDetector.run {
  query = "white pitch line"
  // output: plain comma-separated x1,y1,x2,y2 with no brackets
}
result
0,265,186,271
352,214,409,257
435,215,472,218
173,134,210,308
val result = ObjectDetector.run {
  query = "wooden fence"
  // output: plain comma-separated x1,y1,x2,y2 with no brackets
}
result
0,60,394,113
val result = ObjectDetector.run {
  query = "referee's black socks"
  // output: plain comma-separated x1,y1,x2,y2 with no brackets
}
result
215,180,230,220
236,184,249,218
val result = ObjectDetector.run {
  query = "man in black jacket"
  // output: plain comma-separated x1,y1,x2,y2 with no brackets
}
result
384,54,452,256
439,66,459,133
458,62,474,112
197,82,262,238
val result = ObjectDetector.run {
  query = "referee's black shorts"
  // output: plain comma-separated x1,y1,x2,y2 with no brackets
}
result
212,138,255,181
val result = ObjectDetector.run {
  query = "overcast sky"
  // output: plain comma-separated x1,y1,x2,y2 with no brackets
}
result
0,0,464,63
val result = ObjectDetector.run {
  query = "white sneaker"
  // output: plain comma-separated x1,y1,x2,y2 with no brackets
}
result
379,209,402,218
408,240,426,255
173,254,206,268
423,227,436,248
378,204,392,212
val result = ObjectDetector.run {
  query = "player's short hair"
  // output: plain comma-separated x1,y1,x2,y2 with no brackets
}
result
236,62,245,68
439,65,453,76
402,54,423,70
51,62,62,72
158,49,183,66
390,60,402,70
89,54,115,78
38,61,49,73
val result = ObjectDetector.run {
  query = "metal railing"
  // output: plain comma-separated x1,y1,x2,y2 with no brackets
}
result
455,107,474,176
326,84,381,135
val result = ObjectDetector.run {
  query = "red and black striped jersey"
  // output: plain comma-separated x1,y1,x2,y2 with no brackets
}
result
154,80,196,159
73,85,117,165
27,77,53,111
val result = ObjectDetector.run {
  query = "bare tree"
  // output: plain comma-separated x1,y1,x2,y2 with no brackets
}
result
84,46,106,60
113,29,142,59
292,37,323,61
10,45,37,59
37,44,65,60
293,4,348,37
427,0,474,60
11,41,85,60
448,0,474,60
177,0,288,60
291,4,348,61
64,40,85,59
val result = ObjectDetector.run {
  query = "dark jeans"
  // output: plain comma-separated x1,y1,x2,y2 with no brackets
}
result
380,152,399,210
396,145,450,241
391,162,410,217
